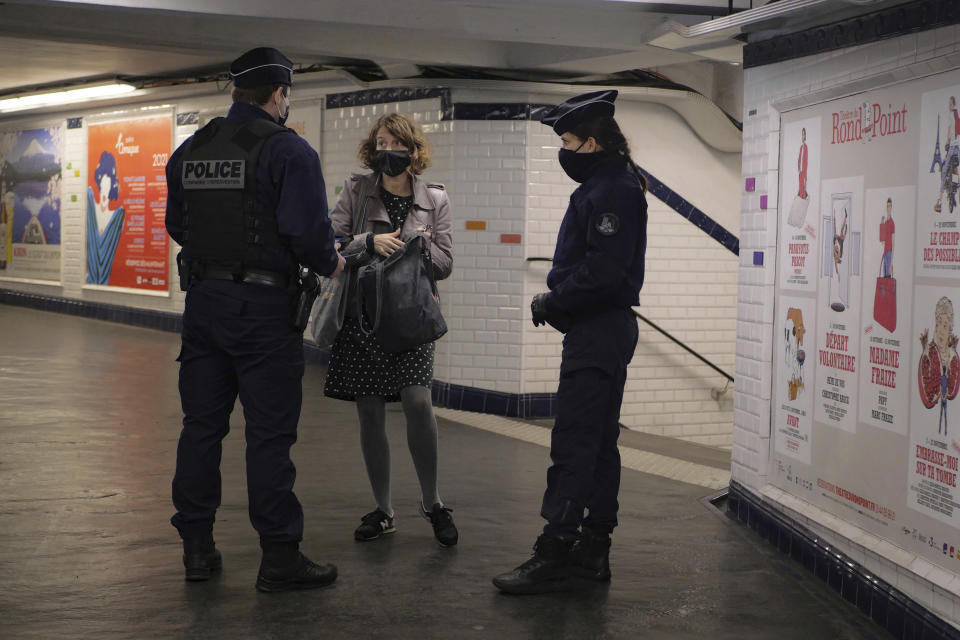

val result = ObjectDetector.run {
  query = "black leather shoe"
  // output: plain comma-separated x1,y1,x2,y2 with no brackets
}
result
183,535,222,582
255,552,338,593
492,534,573,594
569,527,611,581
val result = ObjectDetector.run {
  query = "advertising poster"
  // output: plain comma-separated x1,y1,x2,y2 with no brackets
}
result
908,285,960,526
0,126,62,282
86,115,171,293
774,295,816,463
858,186,915,434
778,117,821,292
814,176,863,432
770,67,960,575
916,83,960,276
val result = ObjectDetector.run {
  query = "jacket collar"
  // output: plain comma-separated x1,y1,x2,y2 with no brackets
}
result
359,172,436,211
226,102,276,123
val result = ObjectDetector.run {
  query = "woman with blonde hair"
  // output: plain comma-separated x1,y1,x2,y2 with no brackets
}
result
324,113,457,546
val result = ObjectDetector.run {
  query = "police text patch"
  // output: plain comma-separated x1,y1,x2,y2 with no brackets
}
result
595,213,619,236
182,159,245,189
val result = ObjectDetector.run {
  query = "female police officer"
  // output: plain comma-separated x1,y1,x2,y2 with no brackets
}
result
493,90,647,594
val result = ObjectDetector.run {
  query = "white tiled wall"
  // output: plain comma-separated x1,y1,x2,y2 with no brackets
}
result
735,24,960,623
523,102,739,447
2,81,741,446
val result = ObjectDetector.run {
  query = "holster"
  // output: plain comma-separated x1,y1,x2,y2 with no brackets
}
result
177,251,193,291
291,267,322,332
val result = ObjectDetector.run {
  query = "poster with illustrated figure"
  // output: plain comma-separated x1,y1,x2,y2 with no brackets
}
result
858,186,916,434
85,115,171,294
916,84,960,276
774,295,816,463
0,126,62,282
814,176,863,432
908,286,960,526
778,117,821,292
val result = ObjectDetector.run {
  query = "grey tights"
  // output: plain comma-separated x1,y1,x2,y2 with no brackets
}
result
356,385,440,517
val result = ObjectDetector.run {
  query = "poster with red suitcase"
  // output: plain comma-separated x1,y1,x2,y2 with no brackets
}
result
85,115,171,293
858,186,915,435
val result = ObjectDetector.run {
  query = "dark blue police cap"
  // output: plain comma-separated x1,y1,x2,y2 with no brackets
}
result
541,89,618,135
230,47,293,88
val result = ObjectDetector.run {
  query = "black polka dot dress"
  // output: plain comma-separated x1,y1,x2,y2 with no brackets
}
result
324,186,436,403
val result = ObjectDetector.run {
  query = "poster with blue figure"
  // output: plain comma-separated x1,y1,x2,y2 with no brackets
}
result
0,126,63,282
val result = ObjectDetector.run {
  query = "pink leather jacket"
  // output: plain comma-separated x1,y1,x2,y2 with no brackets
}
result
329,172,453,313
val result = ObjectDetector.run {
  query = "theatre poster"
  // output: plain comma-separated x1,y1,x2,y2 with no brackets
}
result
0,126,63,283
84,114,172,294
771,66,960,574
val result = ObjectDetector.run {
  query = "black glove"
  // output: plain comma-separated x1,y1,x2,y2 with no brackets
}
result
531,292,571,333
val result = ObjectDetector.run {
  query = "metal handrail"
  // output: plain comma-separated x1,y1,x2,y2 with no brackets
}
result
525,257,735,391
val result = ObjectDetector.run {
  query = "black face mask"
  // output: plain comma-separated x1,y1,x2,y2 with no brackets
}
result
375,150,412,177
558,141,603,183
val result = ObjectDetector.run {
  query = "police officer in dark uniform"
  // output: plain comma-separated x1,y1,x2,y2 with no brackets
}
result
493,90,647,594
165,47,345,592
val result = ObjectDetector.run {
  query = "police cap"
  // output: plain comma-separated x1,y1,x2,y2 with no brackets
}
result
541,89,617,135
230,47,293,88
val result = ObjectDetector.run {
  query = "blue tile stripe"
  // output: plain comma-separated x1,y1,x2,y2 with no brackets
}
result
637,167,740,256
431,380,556,419
0,288,558,419
452,103,553,121
325,87,453,120
728,481,960,640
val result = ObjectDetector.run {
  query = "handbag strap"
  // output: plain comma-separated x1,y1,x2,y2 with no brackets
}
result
352,176,374,235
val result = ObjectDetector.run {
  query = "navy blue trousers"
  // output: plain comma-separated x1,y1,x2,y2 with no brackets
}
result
541,308,638,541
171,281,305,543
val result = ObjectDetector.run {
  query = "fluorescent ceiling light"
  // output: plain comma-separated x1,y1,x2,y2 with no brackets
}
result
0,82,137,113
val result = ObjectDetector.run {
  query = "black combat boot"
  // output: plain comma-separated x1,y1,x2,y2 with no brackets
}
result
182,533,222,582
492,534,573,594
569,526,611,581
255,541,337,593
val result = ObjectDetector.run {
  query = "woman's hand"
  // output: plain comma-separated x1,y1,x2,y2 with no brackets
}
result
373,228,404,257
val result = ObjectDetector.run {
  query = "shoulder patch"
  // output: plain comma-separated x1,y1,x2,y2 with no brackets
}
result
595,213,620,236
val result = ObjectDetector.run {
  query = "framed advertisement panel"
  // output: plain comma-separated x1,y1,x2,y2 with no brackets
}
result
0,125,63,284
771,67,960,573
84,113,172,295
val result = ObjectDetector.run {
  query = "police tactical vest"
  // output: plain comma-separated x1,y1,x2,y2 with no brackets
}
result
180,117,291,274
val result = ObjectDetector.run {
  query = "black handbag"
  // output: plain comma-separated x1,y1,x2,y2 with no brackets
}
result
357,233,447,353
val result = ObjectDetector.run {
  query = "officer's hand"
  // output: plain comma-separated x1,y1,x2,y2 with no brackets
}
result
374,229,404,257
531,293,550,327
330,252,346,279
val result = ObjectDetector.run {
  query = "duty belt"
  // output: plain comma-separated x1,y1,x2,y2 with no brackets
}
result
200,267,289,289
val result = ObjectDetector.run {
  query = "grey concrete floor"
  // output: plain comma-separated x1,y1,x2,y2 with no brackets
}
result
0,305,887,640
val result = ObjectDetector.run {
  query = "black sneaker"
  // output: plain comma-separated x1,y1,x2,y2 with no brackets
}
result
182,535,222,582
354,509,396,541
421,503,459,547
492,534,574,594
569,527,611,581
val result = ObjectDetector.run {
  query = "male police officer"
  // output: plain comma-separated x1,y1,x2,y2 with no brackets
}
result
493,90,646,594
165,47,345,592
